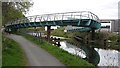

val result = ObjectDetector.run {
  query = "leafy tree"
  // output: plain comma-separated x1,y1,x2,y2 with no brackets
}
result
2,1,33,25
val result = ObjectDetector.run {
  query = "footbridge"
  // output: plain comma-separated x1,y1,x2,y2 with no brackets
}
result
5,11,101,31
5,11,101,65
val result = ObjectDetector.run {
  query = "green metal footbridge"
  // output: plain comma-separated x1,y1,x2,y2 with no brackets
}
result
5,11,101,65
5,11,101,32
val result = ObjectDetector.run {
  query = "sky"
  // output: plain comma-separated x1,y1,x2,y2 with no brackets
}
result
26,0,120,19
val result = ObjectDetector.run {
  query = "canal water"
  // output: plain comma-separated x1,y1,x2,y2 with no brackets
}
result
60,41,119,67
28,32,120,67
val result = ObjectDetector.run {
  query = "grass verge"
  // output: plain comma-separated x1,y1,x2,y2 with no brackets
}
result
2,34,28,67
18,33,94,68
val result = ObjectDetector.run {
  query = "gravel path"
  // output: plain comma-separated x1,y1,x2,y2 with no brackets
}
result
8,34,64,66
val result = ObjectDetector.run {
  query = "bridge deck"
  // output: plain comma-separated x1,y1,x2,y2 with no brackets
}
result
5,11,101,32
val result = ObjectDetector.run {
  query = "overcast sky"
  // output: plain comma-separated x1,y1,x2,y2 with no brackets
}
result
26,0,120,19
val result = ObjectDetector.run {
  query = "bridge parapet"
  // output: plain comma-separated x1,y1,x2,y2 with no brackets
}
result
6,11,99,26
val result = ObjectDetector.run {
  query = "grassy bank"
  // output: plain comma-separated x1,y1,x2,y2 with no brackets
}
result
18,33,94,68
2,34,27,67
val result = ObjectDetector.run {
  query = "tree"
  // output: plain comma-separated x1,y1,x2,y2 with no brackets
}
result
2,1,33,25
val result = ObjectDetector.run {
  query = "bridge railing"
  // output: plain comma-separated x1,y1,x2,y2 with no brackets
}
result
6,11,99,26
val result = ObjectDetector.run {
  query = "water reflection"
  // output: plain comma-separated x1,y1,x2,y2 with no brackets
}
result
60,41,119,67
60,41,86,58
96,48,119,66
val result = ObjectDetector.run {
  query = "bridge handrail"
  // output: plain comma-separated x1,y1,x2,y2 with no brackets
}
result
6,11,99,26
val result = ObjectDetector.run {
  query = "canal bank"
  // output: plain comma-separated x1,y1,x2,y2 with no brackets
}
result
16,32,94,67
28,32,120,67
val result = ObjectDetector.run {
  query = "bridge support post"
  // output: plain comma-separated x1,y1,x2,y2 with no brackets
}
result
91,29,95,47
89,29,100,66
91,29,95,40
47,26,51,42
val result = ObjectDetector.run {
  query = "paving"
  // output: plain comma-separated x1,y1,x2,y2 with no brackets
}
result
7,34,64,66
